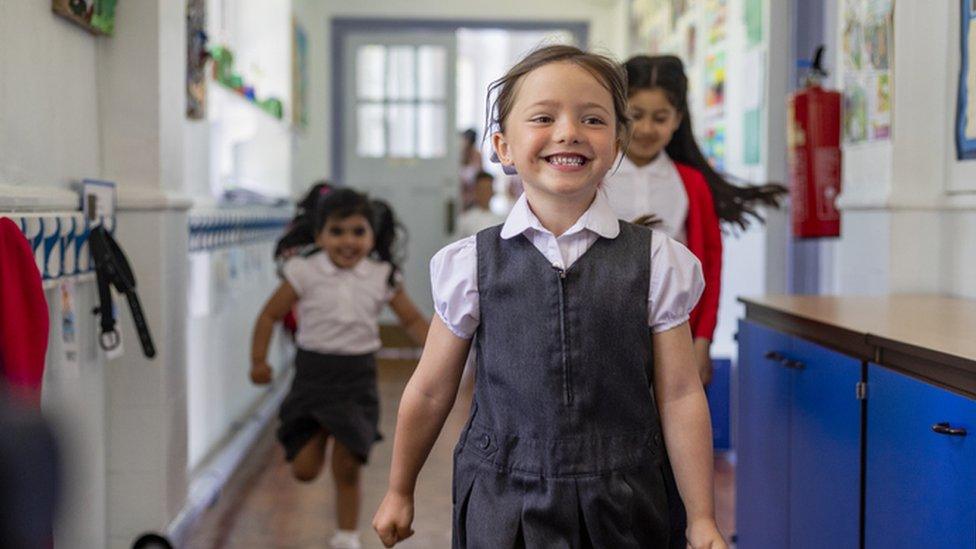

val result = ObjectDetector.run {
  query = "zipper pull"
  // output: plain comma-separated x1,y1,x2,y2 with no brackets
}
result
552,264,566,278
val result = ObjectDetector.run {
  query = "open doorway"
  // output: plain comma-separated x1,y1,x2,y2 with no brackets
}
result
333,20,585,316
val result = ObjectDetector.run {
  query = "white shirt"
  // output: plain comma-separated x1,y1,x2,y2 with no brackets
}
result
455,207,505,239
283,253,399,355
604,152,689,244
430,190,705,339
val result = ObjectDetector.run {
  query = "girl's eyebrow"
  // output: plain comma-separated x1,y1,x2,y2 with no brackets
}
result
527,100,611,115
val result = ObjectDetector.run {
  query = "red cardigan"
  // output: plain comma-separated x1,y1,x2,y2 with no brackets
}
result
674,163,722,341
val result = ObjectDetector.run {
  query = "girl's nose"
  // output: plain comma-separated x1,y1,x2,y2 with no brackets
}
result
554,118,582,144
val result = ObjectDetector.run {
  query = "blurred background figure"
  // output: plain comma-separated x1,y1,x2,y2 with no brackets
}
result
455,171,504,238
0,394,60,549
458,128,483,210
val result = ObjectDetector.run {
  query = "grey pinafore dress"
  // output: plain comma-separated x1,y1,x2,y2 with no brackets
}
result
451,222,672,548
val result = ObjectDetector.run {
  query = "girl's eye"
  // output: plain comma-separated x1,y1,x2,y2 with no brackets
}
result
530,115,553,123
583,116,606,125
352,227,367,236
328,227,344,236
653,116,670,124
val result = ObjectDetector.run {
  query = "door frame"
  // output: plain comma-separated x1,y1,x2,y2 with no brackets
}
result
331,17,589,182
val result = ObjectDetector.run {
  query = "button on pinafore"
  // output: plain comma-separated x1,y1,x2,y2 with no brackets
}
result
452,222,671,548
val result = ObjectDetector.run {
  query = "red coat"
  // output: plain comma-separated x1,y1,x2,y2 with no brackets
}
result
0,217,49,406
674,163,722,341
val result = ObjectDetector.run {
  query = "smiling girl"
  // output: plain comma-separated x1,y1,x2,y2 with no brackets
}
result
373,45,727,549
250,188,428,549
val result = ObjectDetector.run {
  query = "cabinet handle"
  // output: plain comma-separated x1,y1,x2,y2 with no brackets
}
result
763,351,805,370
782,359,805,370
932,422,968,437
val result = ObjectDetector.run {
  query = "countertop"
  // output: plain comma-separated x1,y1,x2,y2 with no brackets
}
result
740,294,976,398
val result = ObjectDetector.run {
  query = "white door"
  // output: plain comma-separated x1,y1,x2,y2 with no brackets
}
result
342,32,458,317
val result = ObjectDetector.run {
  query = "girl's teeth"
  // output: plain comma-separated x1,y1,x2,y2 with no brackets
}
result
549,155,584,166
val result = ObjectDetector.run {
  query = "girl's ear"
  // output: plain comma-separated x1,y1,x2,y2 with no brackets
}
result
491,131,514,167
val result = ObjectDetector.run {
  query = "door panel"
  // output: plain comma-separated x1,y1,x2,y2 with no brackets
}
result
736,320,793,549
342,32,458,317
788,338,861,549
865,365,976,548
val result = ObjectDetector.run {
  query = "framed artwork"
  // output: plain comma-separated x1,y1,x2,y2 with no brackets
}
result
186,0,208,119
957,0,976,159
52,0,116,36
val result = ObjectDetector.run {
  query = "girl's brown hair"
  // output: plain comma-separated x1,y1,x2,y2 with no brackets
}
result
485,45,631,146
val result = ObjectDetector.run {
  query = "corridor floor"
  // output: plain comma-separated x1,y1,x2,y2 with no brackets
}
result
185,359,735,548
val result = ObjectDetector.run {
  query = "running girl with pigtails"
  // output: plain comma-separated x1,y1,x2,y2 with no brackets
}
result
251,187,429,549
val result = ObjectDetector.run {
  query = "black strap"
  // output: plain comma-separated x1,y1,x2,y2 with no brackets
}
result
89,226,156,358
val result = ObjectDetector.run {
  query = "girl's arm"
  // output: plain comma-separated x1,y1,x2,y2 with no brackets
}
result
249,281,298,384
373,316,471,547
388,287,430,346
653,322,727,549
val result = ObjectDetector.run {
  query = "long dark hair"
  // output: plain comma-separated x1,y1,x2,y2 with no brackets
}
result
275,184,405,287
274,180,333,259
624,55,787,230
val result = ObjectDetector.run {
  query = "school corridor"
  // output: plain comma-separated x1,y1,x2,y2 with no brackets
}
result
4,0,976,548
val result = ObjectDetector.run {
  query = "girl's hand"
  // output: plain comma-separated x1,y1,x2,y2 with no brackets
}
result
249,362,273,385
686,518,727,549
372,491,415,547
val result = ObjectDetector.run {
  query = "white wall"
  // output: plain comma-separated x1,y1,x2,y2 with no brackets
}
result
290,0,629,194
828,0,976,299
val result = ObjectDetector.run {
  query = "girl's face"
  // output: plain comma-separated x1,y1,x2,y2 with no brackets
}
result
492,61,618,202
625,88,682,166
315,214,375,269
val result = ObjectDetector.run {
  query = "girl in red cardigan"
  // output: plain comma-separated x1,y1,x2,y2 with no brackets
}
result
605,55,786,385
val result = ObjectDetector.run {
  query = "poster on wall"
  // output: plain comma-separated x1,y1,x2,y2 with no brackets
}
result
629,0,672,55
706,0,727,46
704,122,726,170
52,0,116,36
957,0,976,159
842,0,892,144
292,19,309,129
745,0,764,47
705,51,726,110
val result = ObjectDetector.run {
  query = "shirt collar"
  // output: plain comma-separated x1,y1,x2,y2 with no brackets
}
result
500,190,620,240
318,251,373,277
616,151,673,177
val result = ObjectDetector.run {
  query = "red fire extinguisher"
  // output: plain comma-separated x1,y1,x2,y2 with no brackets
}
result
787,46,842,238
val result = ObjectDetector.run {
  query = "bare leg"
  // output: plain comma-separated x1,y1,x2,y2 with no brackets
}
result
331,440,362,530
290,429,328,482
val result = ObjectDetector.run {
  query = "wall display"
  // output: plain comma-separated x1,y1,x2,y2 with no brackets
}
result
292,19,309,129
704,122,726,170
957,0,976,159
706,0,728,46
745,0,763,47
52,0,116,36
842,0,892,144
705,51,726,110
186,0,208,120
629,0,672,55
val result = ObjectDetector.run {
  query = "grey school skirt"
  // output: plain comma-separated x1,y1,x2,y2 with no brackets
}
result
276,349,382,463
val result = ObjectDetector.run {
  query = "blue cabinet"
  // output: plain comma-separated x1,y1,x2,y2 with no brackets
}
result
736,320,793,549
864,364,976,549
787,338,861,549
736,321,861,549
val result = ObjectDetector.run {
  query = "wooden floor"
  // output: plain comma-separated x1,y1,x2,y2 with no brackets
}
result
185,359,735,548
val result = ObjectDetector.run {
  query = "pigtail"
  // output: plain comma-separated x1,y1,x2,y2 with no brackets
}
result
625,55,788,231
369,198,407,288
274,180,333,259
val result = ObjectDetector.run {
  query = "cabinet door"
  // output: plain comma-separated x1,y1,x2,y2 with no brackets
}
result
736,320,793,549
788,338,861,549
865,364,976,549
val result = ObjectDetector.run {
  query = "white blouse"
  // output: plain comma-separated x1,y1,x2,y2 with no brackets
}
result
283,253,400,355
430,190,705,340
604,152,689,244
